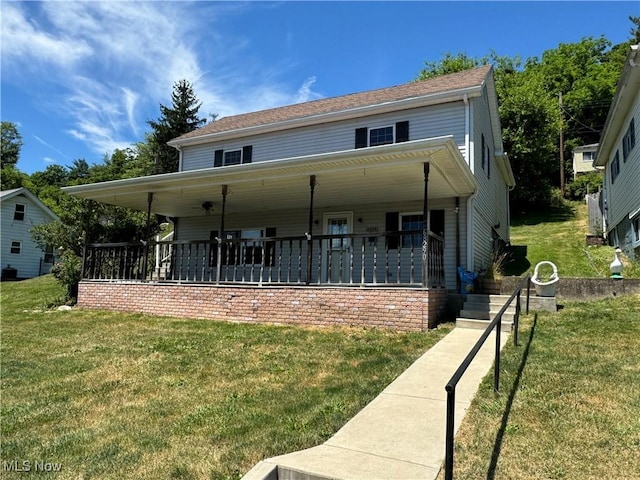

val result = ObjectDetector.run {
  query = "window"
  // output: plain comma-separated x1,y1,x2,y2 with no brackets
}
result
210,228,276,267
401,214,424,248
582,151,595,162
224,150,242,166
355,121,409,148
14,203,25,221
633,217,640,244
369,126,394,146
10,241,22,254
623,118,636,162
481,134,491,178
481,134,486,171
611,150,620,184
44,245,55,263
214,145,253,167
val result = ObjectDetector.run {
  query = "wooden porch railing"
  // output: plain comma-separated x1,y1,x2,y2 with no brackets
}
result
82,230,445,288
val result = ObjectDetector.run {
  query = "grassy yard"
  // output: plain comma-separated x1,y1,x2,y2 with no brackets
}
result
506,201,640,278
441,294,640,479
0,275,452,480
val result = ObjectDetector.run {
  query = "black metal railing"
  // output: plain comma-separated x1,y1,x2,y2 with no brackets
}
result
443,275,531,480
82,230,445,288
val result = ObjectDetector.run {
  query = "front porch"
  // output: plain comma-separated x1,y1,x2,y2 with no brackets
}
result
68,137,477,330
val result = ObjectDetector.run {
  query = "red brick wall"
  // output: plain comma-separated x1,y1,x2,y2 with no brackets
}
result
77,282,448,331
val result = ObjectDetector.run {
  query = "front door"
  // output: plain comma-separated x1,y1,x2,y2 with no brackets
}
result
323,212,353,283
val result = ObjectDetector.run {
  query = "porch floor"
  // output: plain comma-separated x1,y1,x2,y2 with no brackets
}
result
242,327,509,480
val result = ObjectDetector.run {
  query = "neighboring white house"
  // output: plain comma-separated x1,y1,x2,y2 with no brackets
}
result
572,143,599,179
64,66,516,329
595,43,640,260
1,187,59,279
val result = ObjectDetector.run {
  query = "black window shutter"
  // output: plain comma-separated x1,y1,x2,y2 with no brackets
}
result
242,145,253,164
214,149,223,167
396,121,409,143
265,227,277,267
385,212,400,249
355,127,368,149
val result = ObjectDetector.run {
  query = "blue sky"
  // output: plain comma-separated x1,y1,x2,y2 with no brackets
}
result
1,1,637,175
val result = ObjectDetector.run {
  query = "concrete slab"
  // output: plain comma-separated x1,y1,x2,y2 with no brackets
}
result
242,327,509,480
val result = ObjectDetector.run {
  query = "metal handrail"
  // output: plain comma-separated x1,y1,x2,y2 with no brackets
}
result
443,274,531,480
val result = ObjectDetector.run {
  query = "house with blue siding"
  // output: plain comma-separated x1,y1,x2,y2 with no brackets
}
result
64,66,515,330
595,43,640,260
1,188,59,280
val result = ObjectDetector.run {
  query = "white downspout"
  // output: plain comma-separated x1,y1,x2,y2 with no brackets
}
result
464,94,476,270
176,145,183,172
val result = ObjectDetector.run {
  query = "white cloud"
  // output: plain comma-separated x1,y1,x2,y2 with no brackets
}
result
2,1,321,159
295,77,322,104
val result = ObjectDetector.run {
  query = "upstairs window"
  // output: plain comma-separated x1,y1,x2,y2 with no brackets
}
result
582,151,595,162
355,121,409,148
214,145,253,167
369,126,394,146
14,203,25,221
623,118,636,162
611,150,620,184
482,134,491,178
224,150,242,166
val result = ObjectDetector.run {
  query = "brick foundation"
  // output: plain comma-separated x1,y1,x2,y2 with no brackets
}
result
77,282,448,331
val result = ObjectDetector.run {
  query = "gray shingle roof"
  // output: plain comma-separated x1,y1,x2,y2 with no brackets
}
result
173,65,491,142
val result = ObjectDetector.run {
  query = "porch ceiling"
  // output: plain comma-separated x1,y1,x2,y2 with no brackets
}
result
64,137,477,218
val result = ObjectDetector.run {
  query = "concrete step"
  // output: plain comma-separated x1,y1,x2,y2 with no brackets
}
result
456,317,513,332
459,310,516,321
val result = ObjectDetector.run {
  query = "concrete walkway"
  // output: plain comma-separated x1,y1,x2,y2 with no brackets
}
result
243,327,509,480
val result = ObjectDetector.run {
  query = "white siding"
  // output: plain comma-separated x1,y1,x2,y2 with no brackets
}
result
602,91,640,257
470,87,510,272
181,102,467,171
1,194,54,278
604,94,640,230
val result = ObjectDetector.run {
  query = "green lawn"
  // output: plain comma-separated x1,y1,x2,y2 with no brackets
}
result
0,275,452,480
441,294,640,479
506,201,640,278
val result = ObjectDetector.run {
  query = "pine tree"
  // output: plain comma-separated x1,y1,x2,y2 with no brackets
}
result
148,80,206,174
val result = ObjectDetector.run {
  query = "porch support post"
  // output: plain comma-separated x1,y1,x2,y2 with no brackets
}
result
216,185,228,284
306,175,316,285
422,163,430,288
142,192,154,281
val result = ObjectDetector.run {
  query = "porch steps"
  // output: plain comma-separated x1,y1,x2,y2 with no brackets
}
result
456,294,516,332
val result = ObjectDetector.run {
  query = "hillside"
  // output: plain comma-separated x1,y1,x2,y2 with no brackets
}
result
505,200,640,278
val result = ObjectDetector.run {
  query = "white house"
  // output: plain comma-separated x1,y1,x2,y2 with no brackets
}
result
1,187,59,279
594,43,640,260
64,66,515,330
572,143,599,179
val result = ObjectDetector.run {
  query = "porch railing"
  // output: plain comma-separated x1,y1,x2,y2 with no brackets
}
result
82,230,445,288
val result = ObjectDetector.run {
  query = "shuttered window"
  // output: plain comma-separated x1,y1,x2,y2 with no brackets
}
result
355,121,409,149
214,146,253,167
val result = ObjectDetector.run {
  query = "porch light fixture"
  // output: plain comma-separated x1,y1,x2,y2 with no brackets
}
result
202,201,214,215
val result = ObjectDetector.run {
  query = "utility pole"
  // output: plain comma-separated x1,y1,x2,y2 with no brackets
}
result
559,92,565,197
